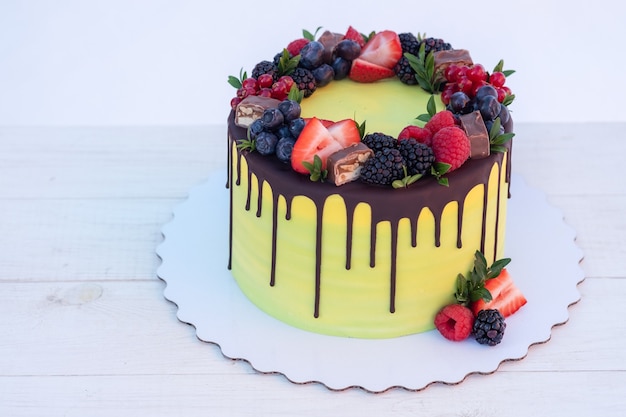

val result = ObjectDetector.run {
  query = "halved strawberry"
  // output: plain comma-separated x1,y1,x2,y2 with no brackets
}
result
471,269,527,317
358,30,402,69
291,117,343,174
349,58,395,83
327,119,361,148
303,117,334,127
343,25,365,48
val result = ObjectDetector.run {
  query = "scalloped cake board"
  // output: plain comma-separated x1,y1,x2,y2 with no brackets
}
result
156,172,584,392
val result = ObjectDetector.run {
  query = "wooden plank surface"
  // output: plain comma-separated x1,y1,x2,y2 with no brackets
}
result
1,124,625,416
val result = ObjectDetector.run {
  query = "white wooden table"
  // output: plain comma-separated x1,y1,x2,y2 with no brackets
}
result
1,123,625,416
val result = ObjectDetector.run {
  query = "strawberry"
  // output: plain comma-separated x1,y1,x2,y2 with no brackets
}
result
434,304,475,341
471,269,527,318
286,38,310,56
343,25,365,48
358,30,402,69
327,119,361,148
349,58,395,83
291,117,344,174
303,117,334,127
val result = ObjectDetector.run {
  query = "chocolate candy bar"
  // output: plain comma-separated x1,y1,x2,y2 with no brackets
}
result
433,49,473,77
327,143,374,186
459,111,490,159
235,95,281,128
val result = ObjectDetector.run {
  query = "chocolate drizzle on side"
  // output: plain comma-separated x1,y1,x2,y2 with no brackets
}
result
227,111,512,318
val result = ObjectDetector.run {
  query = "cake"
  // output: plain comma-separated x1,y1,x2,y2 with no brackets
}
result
226,27,526,342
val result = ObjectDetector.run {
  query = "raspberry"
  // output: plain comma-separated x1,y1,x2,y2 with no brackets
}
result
398,125,433,146
434,304,475,341
286,38,310,56
431,126,471,172
424,110,457,135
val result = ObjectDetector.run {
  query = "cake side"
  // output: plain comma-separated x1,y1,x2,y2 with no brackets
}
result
227,115,510,338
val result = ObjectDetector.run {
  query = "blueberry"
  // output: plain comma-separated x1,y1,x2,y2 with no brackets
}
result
275,137,296,163
276,124,292,140
248,119,264,139
332,57,351,80
255,131,278,155
261,108,284,130
278,99,301,122
299,41,325,70
475,85,498,102
498,104,511,125
334,39,361,61
312,64,334,87
288,117,306,138
449,91,471,114
479,95,501,121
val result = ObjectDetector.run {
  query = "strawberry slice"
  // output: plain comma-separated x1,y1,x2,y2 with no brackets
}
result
291,117,343,174
349,58,395,83
303,117,334,128
471,269,527,317
327,119,361,148
358,30,402,69
343,25,365,48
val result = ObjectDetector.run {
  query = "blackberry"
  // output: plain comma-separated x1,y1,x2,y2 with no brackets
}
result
251,60,279,81
361,132,398,153
394,56,417,85
398,32,420,55
472,309,506,346
419,37,453,55
360,147,405,186
398,138,435,175
290,67,317,97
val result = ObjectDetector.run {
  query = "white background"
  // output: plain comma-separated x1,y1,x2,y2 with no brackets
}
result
1,0,624,126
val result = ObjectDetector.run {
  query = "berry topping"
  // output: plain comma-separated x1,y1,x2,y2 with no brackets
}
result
360,147,405,186
397,125,433,146
299,41,326,69
424,110,457,135
290,67,317,97
343,25,365,48
470,268,527,318
349,58,396,83
431,126,471,172
334,39,361,61
286,38,310,56
290,117,360,176
472,309,506,346
357,30,402,69
361,132,398,152
434,304,475,342
397,138,435,176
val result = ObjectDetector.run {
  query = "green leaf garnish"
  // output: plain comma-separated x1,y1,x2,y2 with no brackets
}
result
301,155,327,182
488,117,515,153
405,44,441,94
392,166,423,189
430,162,451,186
227,68,247,89
287,84,303,103
454,251,511,306
303,27,322,41
277,49,300,76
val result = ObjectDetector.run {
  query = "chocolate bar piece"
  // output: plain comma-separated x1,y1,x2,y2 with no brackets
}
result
433,49,473,77
459,111,490,159
327,143,374,186
235,95,281,128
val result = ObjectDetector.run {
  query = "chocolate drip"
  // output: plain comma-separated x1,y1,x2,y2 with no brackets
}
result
227,112,512,318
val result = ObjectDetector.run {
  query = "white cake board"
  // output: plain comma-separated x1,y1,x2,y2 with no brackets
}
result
156,172,584,392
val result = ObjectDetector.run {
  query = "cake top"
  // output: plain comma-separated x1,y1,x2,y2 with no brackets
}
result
228,26,515,189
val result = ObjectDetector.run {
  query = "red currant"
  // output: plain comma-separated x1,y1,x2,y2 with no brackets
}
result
230,96,242,109
257,87,273,98
236,87,249,99
242,77,258,91
257,74,274,89
467,64,487,83
489,72,506,88
457,76,474,95
471,80,488,97
496,87,507,103
279,75,294,91
271,80,288,100
443,64,460,83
